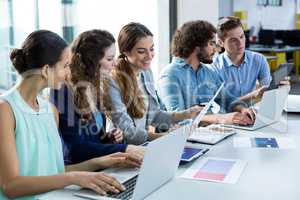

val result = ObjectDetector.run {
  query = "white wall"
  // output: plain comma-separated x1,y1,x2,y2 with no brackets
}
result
177,0,219,26
156,0,170,79
219,0,233,18
75,0,167,82
234,0,297,31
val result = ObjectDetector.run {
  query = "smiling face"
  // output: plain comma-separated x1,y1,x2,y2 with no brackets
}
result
220,26,245,56
124,36,155,70
99,43,116,74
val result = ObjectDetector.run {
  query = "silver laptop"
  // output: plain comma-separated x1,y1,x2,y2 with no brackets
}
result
72,83,220,200
190,82,225,129
284,94,300,113
187,82,237,145
73,124,189,200
225,86,289,131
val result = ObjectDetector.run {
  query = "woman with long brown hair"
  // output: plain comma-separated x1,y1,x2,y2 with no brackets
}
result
51,29,144,166
107,22,202,145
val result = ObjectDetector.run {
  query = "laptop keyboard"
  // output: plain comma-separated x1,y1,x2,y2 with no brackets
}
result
233,123,254,127
108,175,138,200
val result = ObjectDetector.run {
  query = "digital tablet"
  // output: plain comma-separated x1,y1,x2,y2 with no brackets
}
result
268,63,293,90
181,147,209,162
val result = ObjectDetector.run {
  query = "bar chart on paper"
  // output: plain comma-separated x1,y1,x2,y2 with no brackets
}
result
181,157,247,184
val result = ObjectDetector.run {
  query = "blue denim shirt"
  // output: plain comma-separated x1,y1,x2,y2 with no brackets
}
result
158,57,245,113
212,50,272,99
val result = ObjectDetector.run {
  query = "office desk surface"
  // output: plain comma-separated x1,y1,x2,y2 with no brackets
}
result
40,114,300,200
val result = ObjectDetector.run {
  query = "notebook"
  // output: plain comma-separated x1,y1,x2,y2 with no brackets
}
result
188,124,236,145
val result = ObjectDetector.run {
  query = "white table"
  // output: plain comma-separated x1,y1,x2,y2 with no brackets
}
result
40,113,300,200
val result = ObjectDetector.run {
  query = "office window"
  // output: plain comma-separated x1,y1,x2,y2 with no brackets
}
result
39,1,62,34
0,0,15,90
257,0,268,6
0,0,64,91
268,0,282,6
0,0,169,91
257,0,282,7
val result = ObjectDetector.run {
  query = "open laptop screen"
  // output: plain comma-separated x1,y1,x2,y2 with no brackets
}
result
191,82,225,130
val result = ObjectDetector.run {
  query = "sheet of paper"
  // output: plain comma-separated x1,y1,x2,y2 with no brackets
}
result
233,137,296,149
180,157,247,184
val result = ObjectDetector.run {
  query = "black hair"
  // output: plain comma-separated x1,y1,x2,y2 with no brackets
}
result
171,20,216,58
10,30,68,74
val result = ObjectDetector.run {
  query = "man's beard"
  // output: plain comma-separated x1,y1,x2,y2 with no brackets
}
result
197,49,213,64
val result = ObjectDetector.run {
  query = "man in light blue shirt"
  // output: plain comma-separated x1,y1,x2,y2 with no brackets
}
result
160,57,235,113
159,20,254,125
213,16,272,102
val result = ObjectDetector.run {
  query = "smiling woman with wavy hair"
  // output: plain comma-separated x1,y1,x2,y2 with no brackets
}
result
107,22,203,145
69,29,114,116
51,29,144,168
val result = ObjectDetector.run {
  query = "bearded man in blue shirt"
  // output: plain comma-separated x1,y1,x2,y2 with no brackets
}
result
159,20,254,125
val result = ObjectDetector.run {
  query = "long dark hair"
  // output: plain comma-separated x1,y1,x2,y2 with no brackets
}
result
10,30,68,74
69,29,115,118
112,22,153,118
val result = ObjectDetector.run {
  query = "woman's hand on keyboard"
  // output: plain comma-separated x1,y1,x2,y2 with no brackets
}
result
126,145,145,159
69,171,125,196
